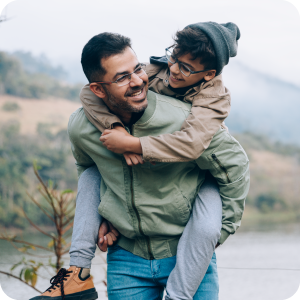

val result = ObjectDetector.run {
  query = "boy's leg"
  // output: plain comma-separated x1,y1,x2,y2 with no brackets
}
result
69,165,103,269
165,174,222,300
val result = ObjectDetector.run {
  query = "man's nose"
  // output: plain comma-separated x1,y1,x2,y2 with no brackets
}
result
129,73,143,86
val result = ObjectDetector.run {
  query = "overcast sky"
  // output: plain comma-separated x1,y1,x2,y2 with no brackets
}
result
0,0,300,85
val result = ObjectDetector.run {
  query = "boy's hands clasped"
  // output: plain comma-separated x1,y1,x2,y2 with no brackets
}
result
100,129,132,154
100,126,151,166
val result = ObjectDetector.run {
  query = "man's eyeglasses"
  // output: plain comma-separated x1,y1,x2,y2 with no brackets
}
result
92,64,146,87
165,46,211,77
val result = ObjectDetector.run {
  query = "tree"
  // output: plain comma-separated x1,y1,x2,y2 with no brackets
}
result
0,164,76,292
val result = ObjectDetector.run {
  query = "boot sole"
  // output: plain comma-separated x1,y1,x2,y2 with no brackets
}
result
29,287,98,300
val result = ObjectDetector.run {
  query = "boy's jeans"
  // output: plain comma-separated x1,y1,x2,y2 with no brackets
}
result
107,245,218,300
70,166,222,300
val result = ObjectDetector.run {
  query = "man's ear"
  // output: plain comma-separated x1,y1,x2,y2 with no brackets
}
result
203,70,216,81
89,83,107,99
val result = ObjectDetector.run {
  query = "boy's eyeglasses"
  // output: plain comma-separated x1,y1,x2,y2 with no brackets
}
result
165,46,211,77
92,64,146,87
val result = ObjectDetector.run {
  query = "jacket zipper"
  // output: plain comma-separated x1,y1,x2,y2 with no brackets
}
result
129,126,154,260
211,153,231,183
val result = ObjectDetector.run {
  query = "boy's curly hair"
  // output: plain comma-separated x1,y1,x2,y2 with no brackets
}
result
174,27,217,70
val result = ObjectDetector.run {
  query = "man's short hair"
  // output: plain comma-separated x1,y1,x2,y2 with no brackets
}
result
81,32,132,83
174,27,217,70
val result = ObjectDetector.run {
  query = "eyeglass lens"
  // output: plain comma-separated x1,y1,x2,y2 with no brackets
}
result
166,48,191,77
117,66,146,87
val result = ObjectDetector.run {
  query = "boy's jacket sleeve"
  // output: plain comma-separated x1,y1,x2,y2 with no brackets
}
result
80,84,125,132
196,129,250,244
140,76,231,162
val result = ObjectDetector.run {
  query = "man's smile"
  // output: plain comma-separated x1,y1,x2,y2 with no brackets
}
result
126,85,147,101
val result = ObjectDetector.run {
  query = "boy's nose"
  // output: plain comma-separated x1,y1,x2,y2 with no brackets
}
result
170,63,180,75
129,73,143,86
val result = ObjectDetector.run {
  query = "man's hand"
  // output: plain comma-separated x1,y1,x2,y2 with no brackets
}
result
97,219,120,252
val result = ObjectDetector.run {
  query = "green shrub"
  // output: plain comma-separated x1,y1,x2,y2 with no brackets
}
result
2,102,20,111
254,194,287,213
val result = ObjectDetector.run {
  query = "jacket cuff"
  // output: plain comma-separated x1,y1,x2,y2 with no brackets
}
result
111,122,125,130
139,136,152,162
218,228,231,244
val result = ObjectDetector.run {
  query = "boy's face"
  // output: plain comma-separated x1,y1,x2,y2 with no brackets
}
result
168,52,216,89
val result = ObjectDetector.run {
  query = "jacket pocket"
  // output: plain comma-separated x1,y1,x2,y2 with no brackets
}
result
211,153,232,183
174,187,192,225
210,135,249,184
98,185,112,216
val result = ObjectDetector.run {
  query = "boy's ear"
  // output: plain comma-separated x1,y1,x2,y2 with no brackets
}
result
203,70,216,81
89,83,107,99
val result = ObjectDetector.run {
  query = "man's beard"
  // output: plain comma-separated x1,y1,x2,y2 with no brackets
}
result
103,83,148,113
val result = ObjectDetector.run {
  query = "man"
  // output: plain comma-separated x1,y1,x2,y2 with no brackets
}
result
32,32,249,300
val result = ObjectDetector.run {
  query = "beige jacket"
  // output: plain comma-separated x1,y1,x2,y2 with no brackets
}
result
80,63,231,162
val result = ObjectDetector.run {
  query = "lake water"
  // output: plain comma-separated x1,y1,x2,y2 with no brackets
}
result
1,224,300,300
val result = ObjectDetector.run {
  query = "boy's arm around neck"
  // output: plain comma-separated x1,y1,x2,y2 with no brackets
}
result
140,75,231,162
196,128,250,244
80,84,125,132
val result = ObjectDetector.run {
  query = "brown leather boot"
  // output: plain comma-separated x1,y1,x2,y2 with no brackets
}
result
29,266,98,300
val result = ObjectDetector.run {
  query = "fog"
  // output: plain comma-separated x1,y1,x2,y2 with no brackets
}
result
1,0,300,85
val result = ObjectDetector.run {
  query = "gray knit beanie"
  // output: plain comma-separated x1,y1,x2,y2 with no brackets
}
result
186,22,241,75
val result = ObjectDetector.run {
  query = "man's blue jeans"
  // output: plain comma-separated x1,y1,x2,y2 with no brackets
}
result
107,245,219,300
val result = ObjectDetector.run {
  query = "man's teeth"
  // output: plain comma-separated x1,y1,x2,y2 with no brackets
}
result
130,90,142,97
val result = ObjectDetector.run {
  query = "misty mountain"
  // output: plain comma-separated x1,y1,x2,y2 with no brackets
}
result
222,61,300,145
0,51,81,101
11,51,68,81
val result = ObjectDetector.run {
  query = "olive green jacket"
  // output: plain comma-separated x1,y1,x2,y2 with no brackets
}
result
68,91,250,260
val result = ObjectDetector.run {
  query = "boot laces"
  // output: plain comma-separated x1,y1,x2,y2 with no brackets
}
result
45,268,73,300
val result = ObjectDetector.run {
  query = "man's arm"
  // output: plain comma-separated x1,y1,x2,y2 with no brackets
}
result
196,128,250,244
68,111,96,177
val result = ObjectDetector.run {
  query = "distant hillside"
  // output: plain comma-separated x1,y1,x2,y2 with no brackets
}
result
1,94,300,227
223,62,300,145
0,95,81,135
0,51,82,101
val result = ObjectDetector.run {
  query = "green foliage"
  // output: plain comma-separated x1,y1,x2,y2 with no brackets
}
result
11,257,43,288
0,121,77,228
0,170,76,292
254,194,287,213
0,51,81,101
1,101,20,111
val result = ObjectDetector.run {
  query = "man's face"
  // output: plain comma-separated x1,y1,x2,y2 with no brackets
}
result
168,52,211,89
100,47,149,116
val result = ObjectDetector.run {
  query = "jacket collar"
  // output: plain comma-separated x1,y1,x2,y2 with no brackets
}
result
136,90,157,125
